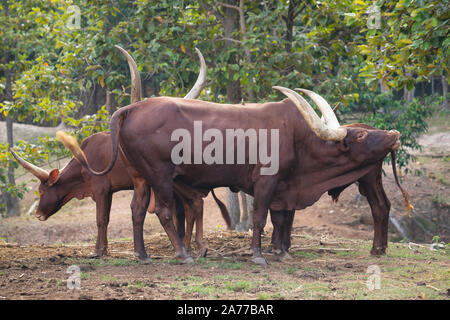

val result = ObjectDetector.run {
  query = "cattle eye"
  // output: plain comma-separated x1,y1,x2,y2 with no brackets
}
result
356,131,368,142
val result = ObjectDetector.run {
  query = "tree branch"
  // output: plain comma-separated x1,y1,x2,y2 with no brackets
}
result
216,1,239,11
215,37,242,44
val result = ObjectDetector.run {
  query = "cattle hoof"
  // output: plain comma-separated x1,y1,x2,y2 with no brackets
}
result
200,248,208,258
139,257,152,264
181,256,194,264
134,251,150,261
277,252,292,261
252,256,268,265
370,247,386,256
271,248,282,255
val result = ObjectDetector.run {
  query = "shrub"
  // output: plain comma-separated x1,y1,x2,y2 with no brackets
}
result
360,92,433,172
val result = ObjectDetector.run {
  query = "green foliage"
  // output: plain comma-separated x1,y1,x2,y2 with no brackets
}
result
353,0,449,90
0,139,49,215
65,106,110,141
361,92,433,170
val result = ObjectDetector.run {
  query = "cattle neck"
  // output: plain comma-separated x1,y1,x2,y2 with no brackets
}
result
278,121,396,210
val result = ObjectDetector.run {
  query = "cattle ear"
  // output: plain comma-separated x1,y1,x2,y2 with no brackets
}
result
336,139,349,152
47,169,60,186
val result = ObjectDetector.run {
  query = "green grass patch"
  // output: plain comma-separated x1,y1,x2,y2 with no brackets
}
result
66,257,139,267
195,257,243,270
283,266,298,275
224,279,256,292
292,251,321,259
257,293,271,300
99,274,117,282
80,272,91,280
128,281,148,289
383,244,449,261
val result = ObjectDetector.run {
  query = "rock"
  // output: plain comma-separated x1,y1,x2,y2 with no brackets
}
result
79,265,96,272
326,263,336,272
344,263,353,268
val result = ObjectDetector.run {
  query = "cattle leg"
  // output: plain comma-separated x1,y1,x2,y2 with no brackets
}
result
173,193,185,240
282,210,295,253
153,183,193,264
270,209,294,261
193,198,207,257
128,161,193,264
182,200,195,252
358,166,391,255
130,178,151,263
270,210,284,254
93,191,112,257
251,177,278,265
155,205,193,263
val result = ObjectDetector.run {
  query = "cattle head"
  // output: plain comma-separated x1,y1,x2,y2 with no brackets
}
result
9,148,64,221
337,123,400,165
273,86,401,167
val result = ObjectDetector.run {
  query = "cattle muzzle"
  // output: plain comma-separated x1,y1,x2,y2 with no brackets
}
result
35,212,48,221
389,130,401,150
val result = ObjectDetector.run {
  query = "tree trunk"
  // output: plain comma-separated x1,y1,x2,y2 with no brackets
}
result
404,86,415,103
442,75,448,110
431,76,435,95
106,88,114,114
379,78,388,93
204,0,255,230
223,0,242,104
222,0,243,229
226,189,241,229
284,0,296,53
404,71,415,103
2,59,20,217
245,194,254,230
3,116,20,217
235,191,248,231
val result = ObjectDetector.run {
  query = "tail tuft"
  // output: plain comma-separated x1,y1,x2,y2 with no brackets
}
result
56,131,88,166
390,151,413,218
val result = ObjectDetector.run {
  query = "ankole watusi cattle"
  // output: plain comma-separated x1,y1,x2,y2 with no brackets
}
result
58,81,412,264
11,46,231,262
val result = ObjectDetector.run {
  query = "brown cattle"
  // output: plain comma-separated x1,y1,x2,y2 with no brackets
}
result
59,85,411,265
269,123,411,260
11,46,230,262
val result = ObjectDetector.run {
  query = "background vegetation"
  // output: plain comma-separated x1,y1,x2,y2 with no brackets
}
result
0,0,448,217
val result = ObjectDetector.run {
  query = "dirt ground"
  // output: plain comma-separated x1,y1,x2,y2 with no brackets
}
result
0,116,448,300
0,229,448,300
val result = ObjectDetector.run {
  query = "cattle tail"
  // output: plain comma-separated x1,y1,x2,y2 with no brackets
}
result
390,150,413,217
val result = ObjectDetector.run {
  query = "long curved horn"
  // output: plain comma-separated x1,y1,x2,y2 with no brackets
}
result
319,102,341,123
10,148,49,182
114,45,142,103
295,88,341,130
183,48,207,99
273,86,347,141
